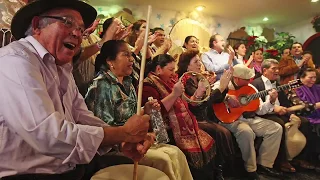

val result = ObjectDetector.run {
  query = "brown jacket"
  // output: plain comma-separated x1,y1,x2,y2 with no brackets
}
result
279,56,315,85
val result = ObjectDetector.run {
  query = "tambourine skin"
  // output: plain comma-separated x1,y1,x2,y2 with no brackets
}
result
179,71,211,104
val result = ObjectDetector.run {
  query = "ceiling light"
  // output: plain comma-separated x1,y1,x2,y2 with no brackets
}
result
263,17,269,21
311,0,319,2
195,6,205,11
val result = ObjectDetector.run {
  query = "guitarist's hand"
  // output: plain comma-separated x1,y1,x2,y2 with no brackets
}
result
269,89,278,104
274,105,288,115
226,95,241,108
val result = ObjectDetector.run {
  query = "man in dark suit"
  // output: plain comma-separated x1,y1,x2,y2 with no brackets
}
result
252,59,314,173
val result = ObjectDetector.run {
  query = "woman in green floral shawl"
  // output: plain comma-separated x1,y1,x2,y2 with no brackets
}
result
85,40,193,180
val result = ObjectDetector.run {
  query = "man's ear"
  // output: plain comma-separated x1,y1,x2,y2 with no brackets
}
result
262,68,267,74
31,16,41,34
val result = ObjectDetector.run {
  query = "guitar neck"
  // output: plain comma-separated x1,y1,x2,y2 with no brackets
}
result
248,84,291,101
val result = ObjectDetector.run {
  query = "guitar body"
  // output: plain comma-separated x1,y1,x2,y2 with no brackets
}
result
213,85,260,124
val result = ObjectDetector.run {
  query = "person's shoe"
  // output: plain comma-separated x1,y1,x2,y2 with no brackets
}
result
247,171,260,180
257,164,282,178
280,161,296,173
215,165,224,180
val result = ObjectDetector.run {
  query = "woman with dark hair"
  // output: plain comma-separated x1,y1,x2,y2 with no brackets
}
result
73,17,124,97
87,40,139,124
176,50,235,179
173,35,205,72
183,36,199,51
282,48,291,59
295,68,320,124
233,43,246,65
249,48,264,79
99,18,151,88
85,40,193,180
126,19,146,47
99,17,114,39
285,68,320,169
142,54,216,180
233,43,254,67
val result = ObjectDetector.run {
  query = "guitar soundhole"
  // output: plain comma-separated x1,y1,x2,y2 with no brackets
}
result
238,95,249,106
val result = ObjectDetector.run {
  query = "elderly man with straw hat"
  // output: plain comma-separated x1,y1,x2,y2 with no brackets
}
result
213,64,283,180
0,0,153,179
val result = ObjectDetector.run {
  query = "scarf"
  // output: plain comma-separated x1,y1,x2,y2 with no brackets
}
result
253,60,262,74
144,72,215,169
296,85,320,124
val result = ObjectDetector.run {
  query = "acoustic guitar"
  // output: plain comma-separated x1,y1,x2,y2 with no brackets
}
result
212,79,302,124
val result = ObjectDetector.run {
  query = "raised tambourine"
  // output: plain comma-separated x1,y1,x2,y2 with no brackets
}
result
179,71,211,104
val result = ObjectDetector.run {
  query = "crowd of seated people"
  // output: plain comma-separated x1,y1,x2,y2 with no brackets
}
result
1,1,320,180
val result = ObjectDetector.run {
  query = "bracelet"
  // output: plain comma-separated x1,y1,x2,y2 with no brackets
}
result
96,41,103,49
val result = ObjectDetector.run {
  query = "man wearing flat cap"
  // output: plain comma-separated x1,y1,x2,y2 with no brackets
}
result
214,64,283,180
0,0,153,179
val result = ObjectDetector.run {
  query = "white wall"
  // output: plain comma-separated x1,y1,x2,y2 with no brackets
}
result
279,18,318,43
95,4,272,44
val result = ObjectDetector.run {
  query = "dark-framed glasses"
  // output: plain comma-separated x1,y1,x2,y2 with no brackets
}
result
39,16,85,36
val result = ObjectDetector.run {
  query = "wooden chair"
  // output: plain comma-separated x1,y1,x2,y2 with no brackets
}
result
0,28,15,48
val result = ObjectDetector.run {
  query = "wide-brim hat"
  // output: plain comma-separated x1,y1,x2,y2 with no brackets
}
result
11,0,97,40
233,64,255,79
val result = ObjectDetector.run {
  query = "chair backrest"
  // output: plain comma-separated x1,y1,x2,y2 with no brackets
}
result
0,28,15,48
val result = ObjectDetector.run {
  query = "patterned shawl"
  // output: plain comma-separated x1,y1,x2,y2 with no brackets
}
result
296,85,320,124
144,72,215,169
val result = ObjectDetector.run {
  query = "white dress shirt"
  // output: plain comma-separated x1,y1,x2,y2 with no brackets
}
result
0,36,109,177
261,75,280,106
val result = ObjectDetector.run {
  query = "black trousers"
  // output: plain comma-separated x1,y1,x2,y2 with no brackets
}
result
2,153,133,180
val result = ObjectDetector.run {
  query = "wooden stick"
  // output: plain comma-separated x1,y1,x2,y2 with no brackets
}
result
134,5,152,180
133,161,138,180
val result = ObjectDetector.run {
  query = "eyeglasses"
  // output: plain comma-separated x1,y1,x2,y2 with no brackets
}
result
39,16,85,36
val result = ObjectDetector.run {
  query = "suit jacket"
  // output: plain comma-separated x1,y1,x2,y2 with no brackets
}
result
251,77,292,108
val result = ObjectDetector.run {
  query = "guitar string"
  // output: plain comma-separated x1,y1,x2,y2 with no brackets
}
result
247,84,291,101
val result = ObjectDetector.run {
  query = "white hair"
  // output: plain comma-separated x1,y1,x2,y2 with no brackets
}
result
24,12,52,36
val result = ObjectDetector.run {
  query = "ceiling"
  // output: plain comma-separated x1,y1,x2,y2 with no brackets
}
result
89,0,320,27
